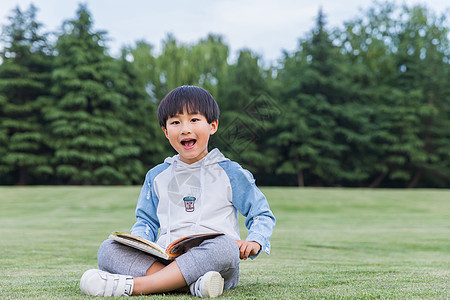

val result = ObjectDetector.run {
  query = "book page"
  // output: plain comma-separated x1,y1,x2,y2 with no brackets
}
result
166,232,224,257
111,232,166,253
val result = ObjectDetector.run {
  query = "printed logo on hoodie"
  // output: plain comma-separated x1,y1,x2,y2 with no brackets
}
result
167,171,201,212
183,196,196,212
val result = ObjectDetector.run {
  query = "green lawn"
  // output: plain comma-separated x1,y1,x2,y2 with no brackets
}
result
0,187,449,299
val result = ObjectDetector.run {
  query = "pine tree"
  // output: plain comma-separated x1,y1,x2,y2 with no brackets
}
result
45,4,133,184
113,48,166,182
0,5,53,184
277,9,360,186
340,2,450,187
395,5,450,187
215,50,276,171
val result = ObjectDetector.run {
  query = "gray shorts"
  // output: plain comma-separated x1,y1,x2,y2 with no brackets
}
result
97,234,240,290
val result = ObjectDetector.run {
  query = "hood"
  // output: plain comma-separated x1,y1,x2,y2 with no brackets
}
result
163,148,229,169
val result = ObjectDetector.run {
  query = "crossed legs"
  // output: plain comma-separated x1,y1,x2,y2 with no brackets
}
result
97,235,240,295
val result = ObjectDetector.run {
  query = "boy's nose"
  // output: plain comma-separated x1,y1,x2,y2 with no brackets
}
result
181,123,192,134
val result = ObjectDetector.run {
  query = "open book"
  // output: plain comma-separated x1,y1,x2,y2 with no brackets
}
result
109,231,224,261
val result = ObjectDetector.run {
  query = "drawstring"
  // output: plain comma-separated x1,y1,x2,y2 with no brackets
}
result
166,159,177,247
194,159,206,233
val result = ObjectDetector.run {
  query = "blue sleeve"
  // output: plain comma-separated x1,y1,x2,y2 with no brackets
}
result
130,163,168,242
219,161,276,258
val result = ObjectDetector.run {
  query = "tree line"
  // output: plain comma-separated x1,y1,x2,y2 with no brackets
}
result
0,2,449,187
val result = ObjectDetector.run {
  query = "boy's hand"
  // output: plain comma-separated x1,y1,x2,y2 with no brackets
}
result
235,240,261,260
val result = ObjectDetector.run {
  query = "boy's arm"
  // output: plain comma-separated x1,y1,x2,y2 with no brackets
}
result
221,162,276,259
130,171,160,242
239,183,276,259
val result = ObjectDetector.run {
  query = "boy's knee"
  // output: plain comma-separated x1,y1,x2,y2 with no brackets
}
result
176,235,240,286
210,235,240,269
97,238,158,277
97,239,115,270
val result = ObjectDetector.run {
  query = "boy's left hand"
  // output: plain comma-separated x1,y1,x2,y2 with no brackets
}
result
235,240,261,260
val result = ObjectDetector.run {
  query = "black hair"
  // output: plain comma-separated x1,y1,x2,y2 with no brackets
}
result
157,85,220,128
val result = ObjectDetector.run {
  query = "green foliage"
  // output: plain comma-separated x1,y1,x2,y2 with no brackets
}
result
276,9,363,186
0,1,448,187
214,50,276,171
0,4,53,185
133,33,229,100
335,2,450,187
112,48,166,177
45,4,142,184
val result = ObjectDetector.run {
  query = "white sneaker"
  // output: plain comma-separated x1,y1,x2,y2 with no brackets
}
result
190,271,224,298
80,269,134,297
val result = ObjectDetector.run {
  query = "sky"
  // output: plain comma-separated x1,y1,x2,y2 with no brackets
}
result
0,0,448,64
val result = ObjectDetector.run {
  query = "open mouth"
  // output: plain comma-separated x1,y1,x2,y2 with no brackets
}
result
181,138,196,149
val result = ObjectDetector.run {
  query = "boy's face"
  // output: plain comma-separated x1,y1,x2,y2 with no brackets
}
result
162,110,218,164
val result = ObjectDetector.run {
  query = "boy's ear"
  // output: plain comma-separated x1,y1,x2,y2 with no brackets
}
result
210,120,218,135
161,126,169,138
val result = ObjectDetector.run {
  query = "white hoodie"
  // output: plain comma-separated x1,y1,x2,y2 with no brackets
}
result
131,148,275,256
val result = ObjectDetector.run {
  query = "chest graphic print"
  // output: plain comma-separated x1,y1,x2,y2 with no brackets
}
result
167,170,201,213
183,196,196,212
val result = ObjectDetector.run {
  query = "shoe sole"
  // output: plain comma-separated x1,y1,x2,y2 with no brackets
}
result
203,271,224,298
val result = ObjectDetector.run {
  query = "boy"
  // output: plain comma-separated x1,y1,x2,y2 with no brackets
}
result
80,85,275,297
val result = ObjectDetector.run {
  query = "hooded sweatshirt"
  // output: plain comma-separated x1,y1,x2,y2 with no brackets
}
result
131,148,275,256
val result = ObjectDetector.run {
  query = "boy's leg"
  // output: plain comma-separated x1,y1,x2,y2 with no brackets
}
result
131,234,240,295
82,239,185,296
132,260,187,295
176,234,240,290
87,235,239,296
97,239,166,277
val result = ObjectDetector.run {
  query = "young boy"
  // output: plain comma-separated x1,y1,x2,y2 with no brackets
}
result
80,85,276,297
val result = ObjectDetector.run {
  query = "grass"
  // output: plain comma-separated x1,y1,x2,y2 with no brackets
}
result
0,186,449,299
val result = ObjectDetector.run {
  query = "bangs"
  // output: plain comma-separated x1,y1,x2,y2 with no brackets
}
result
166,97,200,119
158,86,220,127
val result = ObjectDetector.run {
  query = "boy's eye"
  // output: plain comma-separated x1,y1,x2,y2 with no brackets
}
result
191,118,199,122
170,120,180,125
